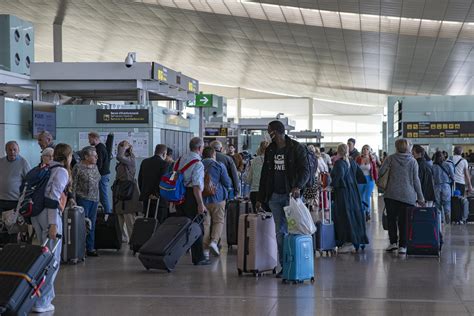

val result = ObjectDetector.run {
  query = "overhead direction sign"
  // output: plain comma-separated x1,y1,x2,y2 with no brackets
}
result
193,93,215,107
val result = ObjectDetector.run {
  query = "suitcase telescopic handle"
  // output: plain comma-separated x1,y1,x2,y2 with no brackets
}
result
146,197,160,219
41,234,62,253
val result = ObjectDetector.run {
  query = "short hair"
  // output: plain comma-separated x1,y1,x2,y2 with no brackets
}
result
155,144,167,156
228,144,235,149
395,138,410,153
454,145,463,155
189,137,204,151
41,147,54,157
268,120,285,135
256,141,269,156
337,143,349,159
166,148,173,156
347,138,356,145
88,131,100,139
38,131,53,141
81,146,96,159
202,147,215,159
5,141,18,150
210,140,223,151
412,144,425,156
320,147,326,153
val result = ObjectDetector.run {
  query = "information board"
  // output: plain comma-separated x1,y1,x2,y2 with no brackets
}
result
403,121,474,138
96,109,149,124
79,131,150,158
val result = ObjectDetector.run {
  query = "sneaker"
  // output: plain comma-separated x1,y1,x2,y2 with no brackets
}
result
32,304,55,313
338,243,355,254
275,269,283,278
385,243,398,252
194,259,211,266
398,247,407,254
209,241,220,256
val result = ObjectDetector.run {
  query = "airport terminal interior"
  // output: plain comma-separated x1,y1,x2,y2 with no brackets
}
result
0,0,473,315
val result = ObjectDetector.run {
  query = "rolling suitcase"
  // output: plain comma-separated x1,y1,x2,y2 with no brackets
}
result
226,199,252,248
406,207,440,257
451,196,464,223
95,213,122,251
468,197,474,222
282,234,315,284
237,212,278,277
130,198,160,255
62,205,86,264
138,215,203,272
0,236,61,316
314,190,336,256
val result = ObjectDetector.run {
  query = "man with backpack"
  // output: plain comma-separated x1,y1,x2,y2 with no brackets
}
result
257,121,310,278
174,137,210,265
450,146,473,196
88,132,112,214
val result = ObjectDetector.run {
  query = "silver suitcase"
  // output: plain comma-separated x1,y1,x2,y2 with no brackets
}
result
237,212,278,277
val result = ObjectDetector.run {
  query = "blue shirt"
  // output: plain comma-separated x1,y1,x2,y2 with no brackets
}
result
175,152,204,191
202,158,232,204
432,162,454,185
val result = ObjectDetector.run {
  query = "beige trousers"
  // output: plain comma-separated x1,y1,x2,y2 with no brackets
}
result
203,201,226,249
117,213,136,242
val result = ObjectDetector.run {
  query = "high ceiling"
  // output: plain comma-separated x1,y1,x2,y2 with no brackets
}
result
0,0,473,112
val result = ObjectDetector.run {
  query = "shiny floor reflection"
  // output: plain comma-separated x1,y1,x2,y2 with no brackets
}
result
47,200,474,316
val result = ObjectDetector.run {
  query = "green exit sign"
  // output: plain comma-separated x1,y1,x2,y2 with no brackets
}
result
194,94,214,107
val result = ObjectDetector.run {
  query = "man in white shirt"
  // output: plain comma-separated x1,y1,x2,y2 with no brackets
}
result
451,146,472,195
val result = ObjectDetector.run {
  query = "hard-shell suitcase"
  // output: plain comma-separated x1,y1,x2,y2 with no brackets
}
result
226,199,252,248
467,197,474,222
314,190,336,256
406,207,440,257
0,236,61,316
237,212,278,276
130,198,160,255
282,234,315,284
138,215,203,272
95,213,122,251
62,205,86,264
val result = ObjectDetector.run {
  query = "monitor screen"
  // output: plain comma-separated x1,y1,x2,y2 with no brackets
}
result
32,101,56,139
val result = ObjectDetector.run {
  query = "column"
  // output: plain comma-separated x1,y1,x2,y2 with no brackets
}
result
236,87,242,124
308,98,314,130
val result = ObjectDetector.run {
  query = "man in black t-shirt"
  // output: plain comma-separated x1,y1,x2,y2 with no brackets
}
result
88,132,112,214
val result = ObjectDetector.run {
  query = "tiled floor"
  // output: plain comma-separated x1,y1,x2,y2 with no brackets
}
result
46,200,474,316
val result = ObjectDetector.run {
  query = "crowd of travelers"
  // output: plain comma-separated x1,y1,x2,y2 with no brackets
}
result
1,124,473,312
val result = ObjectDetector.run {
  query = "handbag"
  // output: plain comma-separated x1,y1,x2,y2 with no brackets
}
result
112,179,135,201
376,159,391,190
284,197,317,235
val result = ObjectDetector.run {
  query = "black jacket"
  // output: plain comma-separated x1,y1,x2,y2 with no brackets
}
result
416,158,436,202
216,151,240,195
258,136,310,203
95,143,110,176
138,155,170,207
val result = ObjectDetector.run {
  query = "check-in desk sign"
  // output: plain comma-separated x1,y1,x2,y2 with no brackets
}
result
96,109,149,124
403,121,474,138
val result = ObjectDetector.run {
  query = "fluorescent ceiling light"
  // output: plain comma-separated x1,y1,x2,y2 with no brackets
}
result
150,0,474,39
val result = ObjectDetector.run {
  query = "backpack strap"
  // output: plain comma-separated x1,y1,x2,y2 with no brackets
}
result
455,158,465,168
180,159,200,173
173,158,182,172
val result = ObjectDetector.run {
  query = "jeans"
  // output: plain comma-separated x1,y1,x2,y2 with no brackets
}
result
99,175,112,214
384,198,412,248
435,183,452,220
268,193,289,267
76,197,99,251
357,175,375,214
203,201,226,249
31,209,62,309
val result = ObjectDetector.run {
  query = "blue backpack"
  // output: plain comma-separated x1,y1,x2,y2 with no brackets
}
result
19,164,63,218
159,158,199,204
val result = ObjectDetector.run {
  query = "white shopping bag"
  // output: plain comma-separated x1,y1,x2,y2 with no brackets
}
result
284,197,317,235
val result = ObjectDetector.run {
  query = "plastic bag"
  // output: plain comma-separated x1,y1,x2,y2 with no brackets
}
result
284,197,317,235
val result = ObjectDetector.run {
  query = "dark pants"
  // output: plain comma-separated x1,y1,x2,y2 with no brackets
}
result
143,198,168,224
455,183,466,196
0,200,19,246
249,192,270,212
177,188,205,264
384,198,413,248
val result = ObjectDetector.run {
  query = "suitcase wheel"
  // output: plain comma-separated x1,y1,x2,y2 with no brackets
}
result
319,251,324,257
311,277,315,284
282,279,289,284
167,269,172,273
272,268,277,274
238,269,243,276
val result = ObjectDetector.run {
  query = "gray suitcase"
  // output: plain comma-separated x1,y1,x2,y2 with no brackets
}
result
237,212,278,277
62,205,86,264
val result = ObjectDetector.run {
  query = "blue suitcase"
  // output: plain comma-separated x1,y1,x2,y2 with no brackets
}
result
314,190,336,256
282,234,315,284
406,207,440,257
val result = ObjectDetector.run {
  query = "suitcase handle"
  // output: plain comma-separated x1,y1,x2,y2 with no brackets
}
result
146,197,160,220
42,234,62,254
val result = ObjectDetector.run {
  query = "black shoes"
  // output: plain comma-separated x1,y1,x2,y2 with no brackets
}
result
365,213,371,222
194,259,211,266
87,250,99,257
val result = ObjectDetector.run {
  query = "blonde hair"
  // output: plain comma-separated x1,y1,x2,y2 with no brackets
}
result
313,147,321,158
256,141,269,156
41,147,54,157
337,143,349,162
118,140,135,157
395,139,410,153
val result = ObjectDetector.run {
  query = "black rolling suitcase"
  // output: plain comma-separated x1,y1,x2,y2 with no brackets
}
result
95,213,121,251
138,215,203,272
226,199,252,248
62,205,86,264
0,236,61,316
468,197,474,222
451,196,468,224
130,198,160,255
